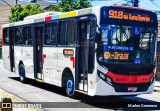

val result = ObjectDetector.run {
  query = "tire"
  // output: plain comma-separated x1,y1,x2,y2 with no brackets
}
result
19,64,26,83
65,77,76,98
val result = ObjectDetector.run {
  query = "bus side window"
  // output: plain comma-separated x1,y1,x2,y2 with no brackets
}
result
45,23,57,45
4,28,9,45
23,26,32,45
59,21,67,45
15,27,23,45
66,20,75,45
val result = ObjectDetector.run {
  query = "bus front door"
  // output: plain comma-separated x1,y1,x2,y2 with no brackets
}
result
9,28,15,72
76,21,91,92
34,26,44,80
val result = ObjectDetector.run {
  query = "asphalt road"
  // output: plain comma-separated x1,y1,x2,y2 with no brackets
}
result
0,61,160,111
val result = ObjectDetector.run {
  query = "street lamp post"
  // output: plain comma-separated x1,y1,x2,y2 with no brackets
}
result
132,0,139,7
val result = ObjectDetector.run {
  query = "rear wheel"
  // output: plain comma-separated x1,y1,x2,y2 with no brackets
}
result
65,77,76,98
19,64,26,83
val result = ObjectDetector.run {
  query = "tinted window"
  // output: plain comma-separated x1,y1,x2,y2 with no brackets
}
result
23,26,32,45
88,20,96,73
59,21,66,45
90,21,96,38
66,20,75,45
45,23,57,45
3,29,9,45
15,27,23,45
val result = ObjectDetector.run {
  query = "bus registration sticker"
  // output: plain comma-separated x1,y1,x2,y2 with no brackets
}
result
128,87,138,92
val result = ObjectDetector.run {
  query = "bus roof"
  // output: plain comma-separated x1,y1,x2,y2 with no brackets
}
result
2,5,154,28
24,12,62,20
2,6,100,28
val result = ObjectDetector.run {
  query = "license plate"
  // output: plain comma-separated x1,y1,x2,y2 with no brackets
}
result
128,87,138,92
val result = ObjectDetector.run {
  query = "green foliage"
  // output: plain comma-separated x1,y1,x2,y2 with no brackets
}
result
9,4,23,23
50,5,57,11
122,3,131,6
50,0,92,12
9,4,43,23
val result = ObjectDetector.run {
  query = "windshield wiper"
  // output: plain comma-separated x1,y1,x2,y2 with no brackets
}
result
139,27,148,47
117,20,129,40
119,25,129,40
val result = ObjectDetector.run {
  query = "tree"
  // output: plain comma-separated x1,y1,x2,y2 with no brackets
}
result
9,4,23,22
50,0,92,12
9,4,43,23
122,3,131,6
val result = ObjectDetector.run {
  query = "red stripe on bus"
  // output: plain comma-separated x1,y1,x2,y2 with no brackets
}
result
45,16,52,21
42,54,46,64
70,56,75,68
2,29,4,46
106,71,154,84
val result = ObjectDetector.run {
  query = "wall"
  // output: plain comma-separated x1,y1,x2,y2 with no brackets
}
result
0,5,10,38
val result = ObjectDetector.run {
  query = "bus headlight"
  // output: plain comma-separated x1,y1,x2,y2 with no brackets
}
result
98,71,112,85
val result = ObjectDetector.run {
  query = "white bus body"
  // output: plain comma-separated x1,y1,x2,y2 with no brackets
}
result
2,6,157,97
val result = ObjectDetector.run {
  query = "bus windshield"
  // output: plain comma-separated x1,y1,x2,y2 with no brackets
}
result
98,24,157,65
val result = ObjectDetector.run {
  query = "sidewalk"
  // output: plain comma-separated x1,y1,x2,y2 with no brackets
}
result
154,81,160,91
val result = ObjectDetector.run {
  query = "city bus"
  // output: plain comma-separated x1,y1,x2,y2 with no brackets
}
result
2,5,158,97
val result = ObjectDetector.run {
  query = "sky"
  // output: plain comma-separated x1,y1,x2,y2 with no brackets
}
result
91,0,160,11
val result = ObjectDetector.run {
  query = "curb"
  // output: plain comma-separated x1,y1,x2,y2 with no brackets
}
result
154,81,160,92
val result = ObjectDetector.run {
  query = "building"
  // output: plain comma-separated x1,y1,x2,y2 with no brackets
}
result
0,0,53,38
0,0,12,37
0,4,10,31
0,0,27,37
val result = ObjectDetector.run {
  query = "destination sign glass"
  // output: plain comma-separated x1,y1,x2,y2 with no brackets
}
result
106,10,151,22
101,6,157,25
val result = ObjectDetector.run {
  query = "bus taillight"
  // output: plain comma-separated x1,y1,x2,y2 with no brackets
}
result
106,71,154,84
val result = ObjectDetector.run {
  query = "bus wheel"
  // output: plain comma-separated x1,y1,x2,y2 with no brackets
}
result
19,64,26,83
66,77,76,98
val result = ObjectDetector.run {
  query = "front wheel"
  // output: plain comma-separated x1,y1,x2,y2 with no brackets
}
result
19,64,26,83
66,77,76,98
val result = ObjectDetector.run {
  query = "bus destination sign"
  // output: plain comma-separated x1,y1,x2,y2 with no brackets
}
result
104,9,151,22
104,51,129,60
